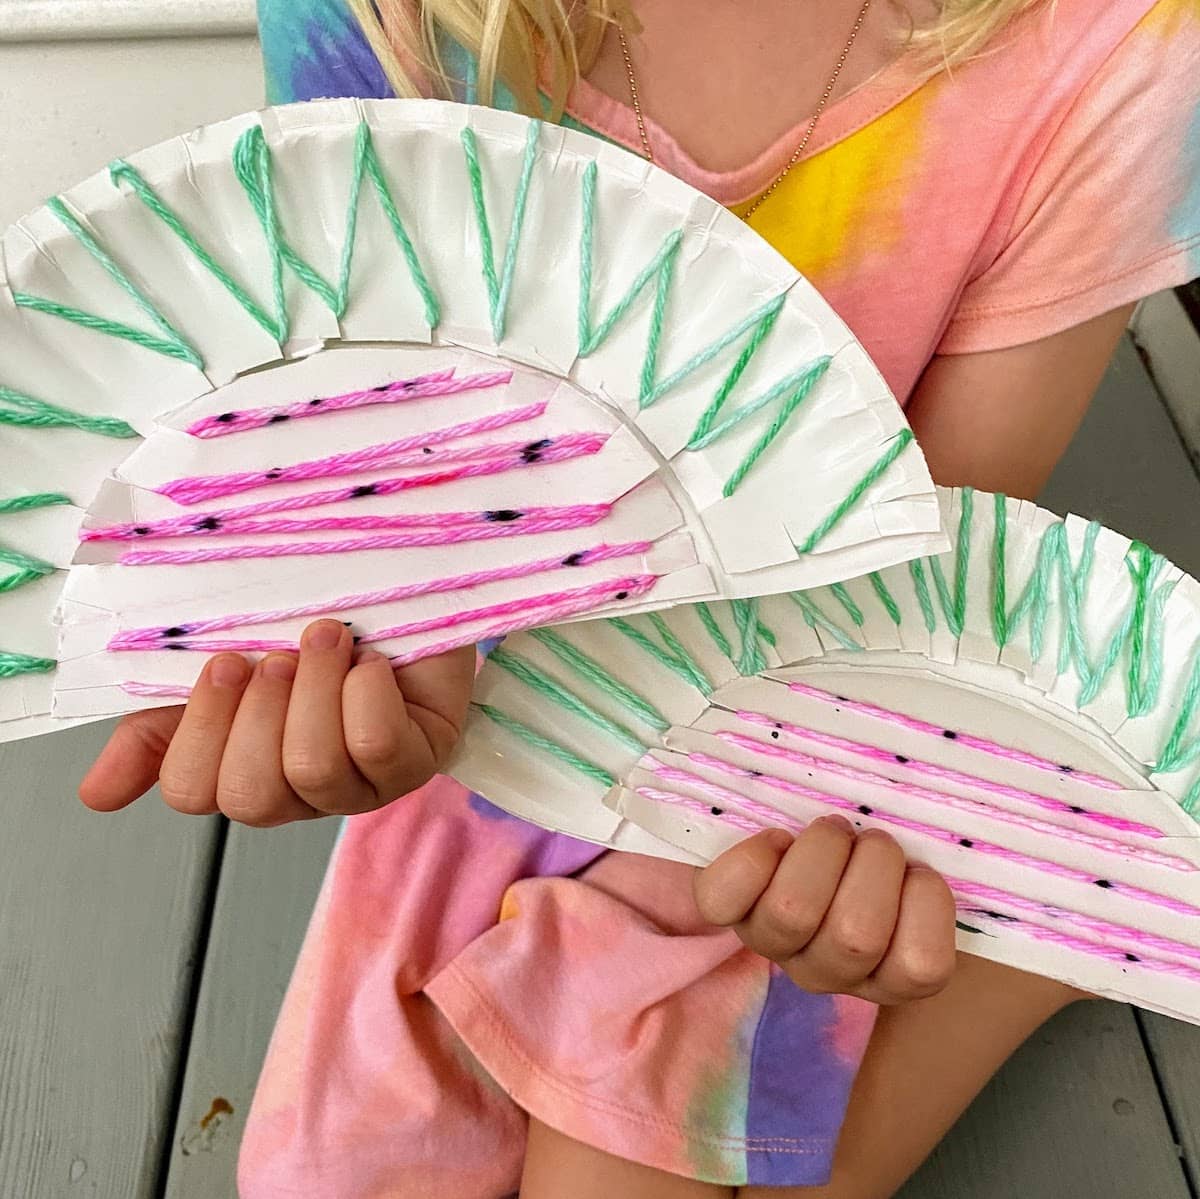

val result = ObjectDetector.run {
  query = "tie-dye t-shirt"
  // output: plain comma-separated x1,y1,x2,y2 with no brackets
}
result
240,3,1200,1195
258,0,1200,403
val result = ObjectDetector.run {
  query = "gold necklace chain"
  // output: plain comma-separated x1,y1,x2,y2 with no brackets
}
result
616,0,872,222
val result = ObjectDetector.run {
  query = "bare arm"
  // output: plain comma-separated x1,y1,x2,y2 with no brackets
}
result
904,303,1136,499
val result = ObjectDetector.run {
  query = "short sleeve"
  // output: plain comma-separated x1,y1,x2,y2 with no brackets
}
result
940,0,1200,354
256,0,397,105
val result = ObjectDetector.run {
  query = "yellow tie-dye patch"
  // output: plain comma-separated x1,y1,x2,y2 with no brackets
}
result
735,81,935,283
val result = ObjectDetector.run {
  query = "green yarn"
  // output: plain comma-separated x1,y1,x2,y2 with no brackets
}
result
991,492,1009,646
608,615,713,696
1159,652,1200,775
0,492,70,514
0,651,56,680
0,387,135,437
788,591,863,652
488,647,646,754
908,559,937,634
462,121,539,342
829,582,865,628
794,429,915,555
686,300,784,446
695,602,733,660
12,197,202,367
110,158,282,341
868,571,903,625
720,357,832,497
0,545,56,594
732,599,767,675
527,628,669,732
473,703,615,787
928,487,973,638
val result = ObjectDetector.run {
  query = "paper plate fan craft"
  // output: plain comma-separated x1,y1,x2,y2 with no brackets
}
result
0,98,941,741
451,488,1200,1022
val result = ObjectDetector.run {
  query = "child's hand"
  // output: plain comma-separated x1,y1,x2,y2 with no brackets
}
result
694,818,957,1004
79,619,476,826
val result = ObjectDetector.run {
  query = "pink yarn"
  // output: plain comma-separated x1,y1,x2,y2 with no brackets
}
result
638,785,1200,984
789,682,1123,790
159,400,553,503
733,708,1159,839
84,502,610,543
384,573,660,666
715,728,1187,871
92,439,603,542
119,510,613,566
657,753,1200,919
186,369,513,438
121,681,192,699
108,540,652,650
115,569,658,676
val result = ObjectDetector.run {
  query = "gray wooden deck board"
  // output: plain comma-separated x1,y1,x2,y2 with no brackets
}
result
162,820,338,1198
0,722,220,1199
1141,1011,1200,1194
899,1001,1192,1199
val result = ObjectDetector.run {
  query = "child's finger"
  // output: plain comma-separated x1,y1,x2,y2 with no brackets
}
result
217,653,319,827
865,866,957,1003
693,828,795,926
78,706,184,812
342,651,433,805
787,828,906,992
158,654,252,815
282,620,373,813
735,815,856,962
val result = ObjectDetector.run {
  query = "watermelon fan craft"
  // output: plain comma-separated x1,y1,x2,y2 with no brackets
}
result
0,99,942,742
451,489,1200,1022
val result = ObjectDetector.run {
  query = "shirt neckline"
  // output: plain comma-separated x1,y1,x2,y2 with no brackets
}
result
562,50,930,207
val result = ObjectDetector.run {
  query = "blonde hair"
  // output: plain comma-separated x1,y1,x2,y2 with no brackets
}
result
349,0,1046,118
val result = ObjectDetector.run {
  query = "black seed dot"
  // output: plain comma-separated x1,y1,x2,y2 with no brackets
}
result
194,516,221,532
308,398,324,407
165,642,185,651
402,379,418,390
268,413,290,424
943,730,958,740
895,754,910,764
422,447,433,454
485,509,522,522
614,590,629,600
710,806,724,816
133,526,151,536
985,910,1018,922
959,838,974,848
162,626,187,638
1125,953,1140,963
521,437,553,464
371,384,392,393
749,769,763,777
858,804,873,816
215,412,238,423
1095,879,1113,889
770,730,780,740
835,695,848,702
562,552,585,567
350,484,378,498
1069,805,1085,814
956,920,985,936
265,470,282,480
1060,764,1074,773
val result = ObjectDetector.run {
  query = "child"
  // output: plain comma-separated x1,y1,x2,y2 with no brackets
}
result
79,1,1200,1195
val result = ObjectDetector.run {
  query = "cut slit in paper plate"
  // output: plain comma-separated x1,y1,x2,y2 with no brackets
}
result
450,488,1200,1023
0,98,942,738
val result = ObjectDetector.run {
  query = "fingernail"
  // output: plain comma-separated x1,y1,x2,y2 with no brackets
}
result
262,653,298,682
818,814,855,834
304,620,346,651
353,649,387,667
210,654,249,688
